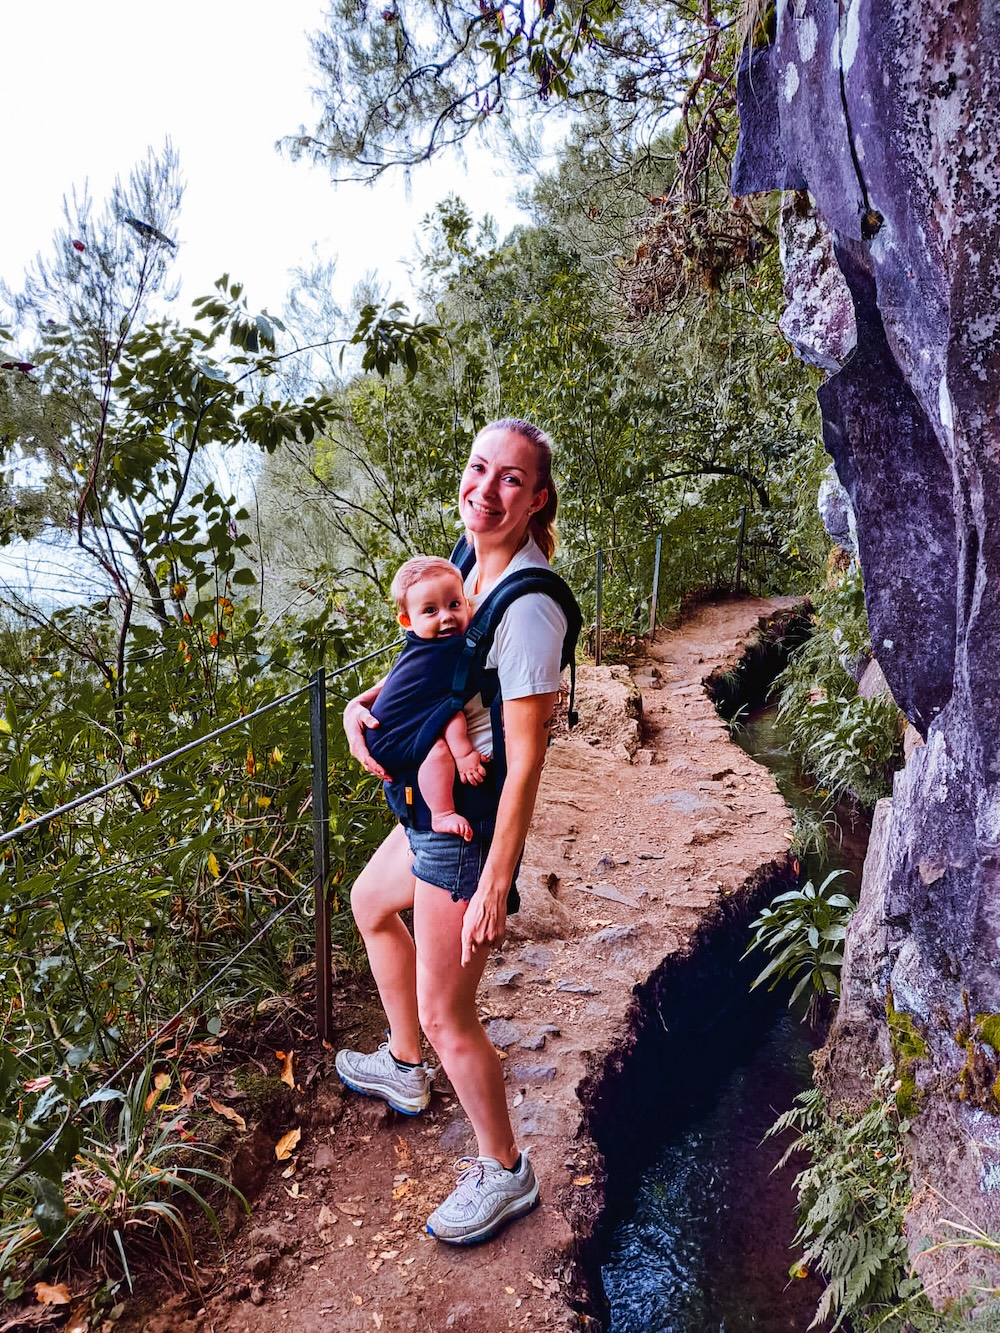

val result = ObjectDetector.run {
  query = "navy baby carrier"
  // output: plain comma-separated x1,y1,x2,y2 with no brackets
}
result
382,536,582,832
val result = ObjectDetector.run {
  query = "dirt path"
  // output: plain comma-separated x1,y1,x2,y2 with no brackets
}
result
142,596,801,1333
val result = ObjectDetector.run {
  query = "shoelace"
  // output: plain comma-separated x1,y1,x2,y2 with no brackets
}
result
449,1157,489,1202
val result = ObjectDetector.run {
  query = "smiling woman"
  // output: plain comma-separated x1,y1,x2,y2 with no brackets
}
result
333,418,571,1245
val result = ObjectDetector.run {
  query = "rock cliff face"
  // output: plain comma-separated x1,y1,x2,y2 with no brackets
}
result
733,0,1000,1297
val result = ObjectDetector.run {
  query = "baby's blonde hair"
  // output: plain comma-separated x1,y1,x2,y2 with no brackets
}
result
390,556,464,612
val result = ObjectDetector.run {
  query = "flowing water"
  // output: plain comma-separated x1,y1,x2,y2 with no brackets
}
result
598,704,871,1332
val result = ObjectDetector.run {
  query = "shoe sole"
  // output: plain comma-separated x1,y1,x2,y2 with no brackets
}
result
426,1180,540,1245
334,1061,429,1116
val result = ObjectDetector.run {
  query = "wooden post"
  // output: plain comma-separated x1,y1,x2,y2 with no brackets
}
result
309,669,333,1045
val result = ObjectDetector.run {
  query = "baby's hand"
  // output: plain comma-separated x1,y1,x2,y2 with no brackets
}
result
457,750,487,785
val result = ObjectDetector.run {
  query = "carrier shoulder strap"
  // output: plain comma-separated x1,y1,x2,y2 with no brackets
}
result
446,535,582,728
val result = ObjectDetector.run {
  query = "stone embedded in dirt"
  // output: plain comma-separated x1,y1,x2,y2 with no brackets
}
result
490,968,523,988
510,1062,557,1084
517,944,553,969
248,1252,273,1281
588,925,638,953
635,749,658,764
313,1144,337,1172
520,1032,547,1050
514,1098,562,1137
485,1018,522,1048
439,1118,475,1153
249,1284,265,1306
251,1224,294,1255
555,980,599,994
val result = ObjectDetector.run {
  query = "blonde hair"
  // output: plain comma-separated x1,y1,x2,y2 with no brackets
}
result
389,555,464,612
472,417,559,560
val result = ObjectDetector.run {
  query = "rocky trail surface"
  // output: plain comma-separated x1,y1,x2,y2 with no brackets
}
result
133,595,803,1333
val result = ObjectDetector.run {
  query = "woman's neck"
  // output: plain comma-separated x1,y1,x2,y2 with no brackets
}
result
472,530,531,593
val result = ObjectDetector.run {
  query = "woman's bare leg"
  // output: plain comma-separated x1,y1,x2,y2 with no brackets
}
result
413,880,517,1166
349,825,421,1064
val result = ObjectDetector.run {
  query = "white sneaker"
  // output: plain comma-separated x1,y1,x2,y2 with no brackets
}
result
426,1148,539,1244
334,1042,432,1115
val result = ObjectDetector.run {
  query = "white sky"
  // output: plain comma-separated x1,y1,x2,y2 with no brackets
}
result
1,0,531,317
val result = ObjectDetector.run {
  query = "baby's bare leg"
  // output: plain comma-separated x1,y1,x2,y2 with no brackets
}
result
418,739,472,840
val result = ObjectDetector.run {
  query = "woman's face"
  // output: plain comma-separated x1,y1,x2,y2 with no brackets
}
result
459,429,547,546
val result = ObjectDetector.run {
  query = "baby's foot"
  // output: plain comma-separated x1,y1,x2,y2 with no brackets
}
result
431,810,473,840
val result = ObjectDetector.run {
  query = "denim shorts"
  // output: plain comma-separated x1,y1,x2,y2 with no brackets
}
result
405,821,520,911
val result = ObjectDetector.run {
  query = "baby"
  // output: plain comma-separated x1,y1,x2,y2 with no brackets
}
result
367,556,487,839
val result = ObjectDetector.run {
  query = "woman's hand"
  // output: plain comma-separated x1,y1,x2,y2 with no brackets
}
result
461,880,507,966
343,685,391,781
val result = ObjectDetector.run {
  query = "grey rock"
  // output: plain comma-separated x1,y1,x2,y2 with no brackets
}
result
555,980,599,995
312,1144,337,1172
439,1118,474,1153
519,1032,547,1051
485,1018,522,1049
516,944,553,969
817,462,858,557
491,968,522,988
248,1252,273,1281
510,1062,557,1084
514,1098,562,1137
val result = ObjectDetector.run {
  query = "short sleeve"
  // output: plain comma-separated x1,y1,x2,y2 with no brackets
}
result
486,592,568,700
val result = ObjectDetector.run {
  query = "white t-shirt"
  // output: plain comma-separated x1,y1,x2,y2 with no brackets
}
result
462,536,568,756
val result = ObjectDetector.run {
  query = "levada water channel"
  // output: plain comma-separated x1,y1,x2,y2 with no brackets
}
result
589,645,872,1332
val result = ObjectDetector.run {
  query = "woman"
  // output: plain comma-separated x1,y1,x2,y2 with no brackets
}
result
336,418,568,1245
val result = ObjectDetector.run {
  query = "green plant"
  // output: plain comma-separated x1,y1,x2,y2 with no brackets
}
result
774,563,904,806
0,1064,245,1295
743,869,855,1019
768,1066,933,1330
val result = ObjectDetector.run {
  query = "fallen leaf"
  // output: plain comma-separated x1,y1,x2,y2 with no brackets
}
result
373,1314,384,1329
275,1049,295,1088
209,1097,247,1131
352,1293,363,1305
505,1286,516,1295
391,1180,412,1200
572,1175,593,1187
317,1205,337,1230
275,1127,302,1160
24,1076,53,1094
281,1162,296,1179
35,1282,71,1305
144,1071,171,1112
188,1040,222,1057
512,1091,524,1107
285,1182,301,1198
335,1198,365,1216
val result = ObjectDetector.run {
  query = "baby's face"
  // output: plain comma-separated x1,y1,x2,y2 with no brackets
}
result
400,571,471,639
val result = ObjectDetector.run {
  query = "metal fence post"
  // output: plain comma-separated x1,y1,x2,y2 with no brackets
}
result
734,505,747,594
309,669,333,1045
595,547,604,667
649,532,662,636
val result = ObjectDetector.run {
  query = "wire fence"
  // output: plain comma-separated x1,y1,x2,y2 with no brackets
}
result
0,514,760,1204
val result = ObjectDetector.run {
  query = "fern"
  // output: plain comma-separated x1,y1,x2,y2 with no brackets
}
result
767,1066,936,1330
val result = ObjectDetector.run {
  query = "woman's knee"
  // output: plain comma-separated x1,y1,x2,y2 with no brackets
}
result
349,828,413,934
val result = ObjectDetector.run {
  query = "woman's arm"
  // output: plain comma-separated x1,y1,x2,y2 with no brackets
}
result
459,691,556,965
343,675,391,779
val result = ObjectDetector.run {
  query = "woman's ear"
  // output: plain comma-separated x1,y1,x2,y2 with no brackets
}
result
397,611,411,628
530,486,549,516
